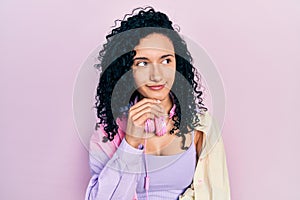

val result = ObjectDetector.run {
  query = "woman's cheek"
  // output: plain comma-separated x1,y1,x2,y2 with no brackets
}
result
164,69,176,85
133,69,149,87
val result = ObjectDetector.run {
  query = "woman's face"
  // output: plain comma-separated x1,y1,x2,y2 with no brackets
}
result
132,33,176,101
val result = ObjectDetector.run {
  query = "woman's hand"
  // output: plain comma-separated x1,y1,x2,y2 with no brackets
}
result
125,98,165,148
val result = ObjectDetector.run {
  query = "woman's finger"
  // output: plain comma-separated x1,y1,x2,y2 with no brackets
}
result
131,106,165,122
132,112,156,127
130,102,164,117
129,98,161,111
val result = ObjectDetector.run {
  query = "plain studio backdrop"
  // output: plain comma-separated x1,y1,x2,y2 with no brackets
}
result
0,0,299,199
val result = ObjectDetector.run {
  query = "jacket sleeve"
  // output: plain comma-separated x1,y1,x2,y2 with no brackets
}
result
84,131,143,200
193,112,231,200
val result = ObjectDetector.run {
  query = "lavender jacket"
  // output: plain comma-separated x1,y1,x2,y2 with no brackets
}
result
84,111,231,200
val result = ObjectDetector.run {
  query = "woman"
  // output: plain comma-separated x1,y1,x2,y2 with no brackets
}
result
85,7,231,200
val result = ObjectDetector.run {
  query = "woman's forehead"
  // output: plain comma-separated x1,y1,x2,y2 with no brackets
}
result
134,47,175,59
134,33,175,53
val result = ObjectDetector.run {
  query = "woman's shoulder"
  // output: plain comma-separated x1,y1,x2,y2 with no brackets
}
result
193,111,213,134
89,125,113,157
193,110,223,158
89,121,125,158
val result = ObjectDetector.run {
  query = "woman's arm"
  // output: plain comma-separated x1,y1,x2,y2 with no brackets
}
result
85,98,163,199
84,131,143,200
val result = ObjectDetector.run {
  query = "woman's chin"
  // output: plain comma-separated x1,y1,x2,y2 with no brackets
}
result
145,92,169,101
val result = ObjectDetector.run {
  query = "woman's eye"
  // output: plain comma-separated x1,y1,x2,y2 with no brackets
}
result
136,61,147,67
162,59,171,64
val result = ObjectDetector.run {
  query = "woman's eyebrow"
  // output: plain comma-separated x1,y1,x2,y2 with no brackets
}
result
133,54,174,61
133,57,149,61
160,54,174,59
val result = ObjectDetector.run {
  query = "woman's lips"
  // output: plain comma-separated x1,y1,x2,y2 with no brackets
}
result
147,84,165,90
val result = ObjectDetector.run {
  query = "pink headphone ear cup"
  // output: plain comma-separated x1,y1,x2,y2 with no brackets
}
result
145,119,155,133
154,116,167,136
149,119,155,133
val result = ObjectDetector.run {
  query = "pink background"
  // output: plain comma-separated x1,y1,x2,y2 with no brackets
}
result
1,0,299,199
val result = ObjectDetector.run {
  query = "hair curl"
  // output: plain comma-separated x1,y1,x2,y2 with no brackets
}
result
93,6,208,150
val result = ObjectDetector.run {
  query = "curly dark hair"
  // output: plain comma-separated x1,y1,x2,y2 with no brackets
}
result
93,6,208,150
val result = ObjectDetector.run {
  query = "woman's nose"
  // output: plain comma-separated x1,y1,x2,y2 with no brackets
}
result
149,63,163,82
